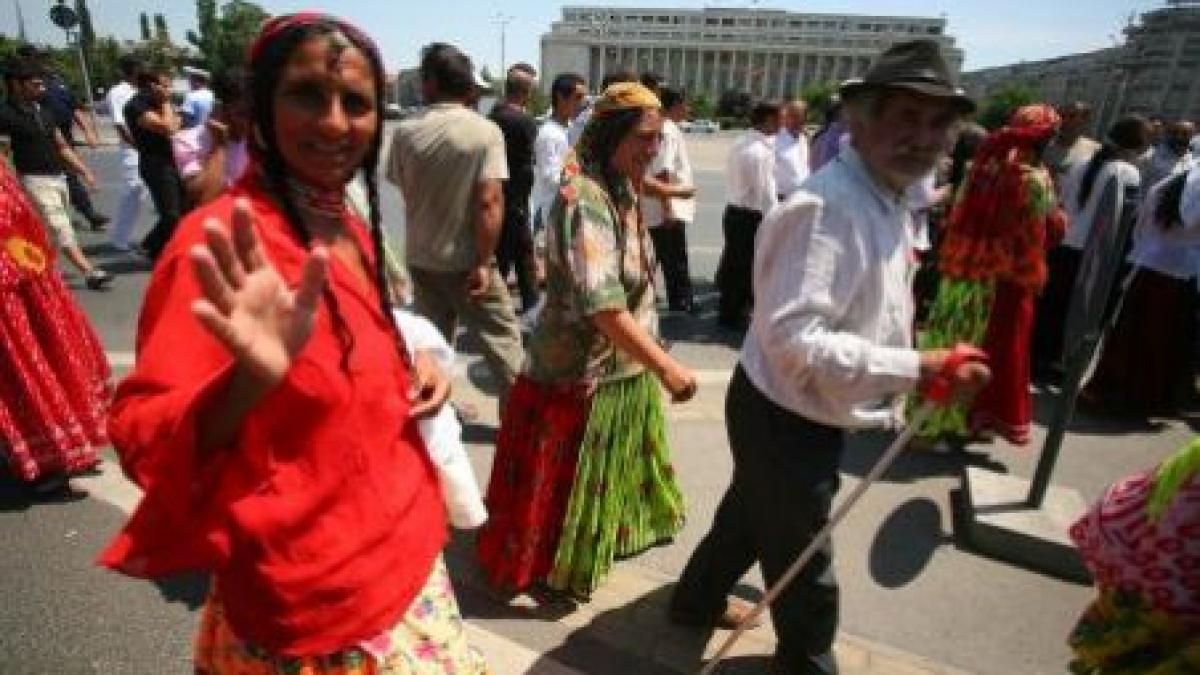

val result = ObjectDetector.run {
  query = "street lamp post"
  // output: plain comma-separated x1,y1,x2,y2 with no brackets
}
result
48,0,99,139
492,13,514,79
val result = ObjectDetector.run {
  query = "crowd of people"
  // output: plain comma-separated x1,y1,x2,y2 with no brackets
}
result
2,13,1200,673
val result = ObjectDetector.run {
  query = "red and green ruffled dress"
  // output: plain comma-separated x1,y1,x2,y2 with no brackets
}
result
913,147,1065,445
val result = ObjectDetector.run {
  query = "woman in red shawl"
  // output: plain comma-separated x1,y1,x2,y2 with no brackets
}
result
0,159,109,496
99,14,488,673
911,104,1066,447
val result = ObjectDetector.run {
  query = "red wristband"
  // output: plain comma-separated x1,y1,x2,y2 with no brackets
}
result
921,343,988,405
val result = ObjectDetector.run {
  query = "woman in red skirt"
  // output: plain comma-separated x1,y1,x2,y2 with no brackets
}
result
0,160,110,496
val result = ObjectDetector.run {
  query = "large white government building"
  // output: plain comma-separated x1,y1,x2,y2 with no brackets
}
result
540,6,963,99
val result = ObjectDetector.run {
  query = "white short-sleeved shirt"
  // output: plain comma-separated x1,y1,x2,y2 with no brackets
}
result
1062,160,1141,250
532,119,571,223
643,118,695,227
726,129,777,215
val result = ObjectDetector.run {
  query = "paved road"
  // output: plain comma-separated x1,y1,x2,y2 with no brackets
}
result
1,127,1193,674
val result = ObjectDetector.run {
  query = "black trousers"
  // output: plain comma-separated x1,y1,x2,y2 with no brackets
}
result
673,366,844,674
495,206,539,313
1031,245,1082,377
139,159,185,261
650,220,694,310
65,171,100,221
717,205,762,325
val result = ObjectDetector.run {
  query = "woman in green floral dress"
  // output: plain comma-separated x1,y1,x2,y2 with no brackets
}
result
477,83,698,600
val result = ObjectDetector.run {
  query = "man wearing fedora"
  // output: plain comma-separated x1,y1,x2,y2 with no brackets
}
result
669,40,990,674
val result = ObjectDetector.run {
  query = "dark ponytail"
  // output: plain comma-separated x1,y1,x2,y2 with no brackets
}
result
1078,115,1150,210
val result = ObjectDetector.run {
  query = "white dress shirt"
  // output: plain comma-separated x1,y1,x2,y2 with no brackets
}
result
643,118,695,227
726,129,778,215
774,128,810,198
741,146,921,430
1129,175,1200,279
532,118,571,224
1062,160,1141,250
905,170,938,252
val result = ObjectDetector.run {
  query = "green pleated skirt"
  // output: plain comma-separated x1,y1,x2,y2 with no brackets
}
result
548,370,685,598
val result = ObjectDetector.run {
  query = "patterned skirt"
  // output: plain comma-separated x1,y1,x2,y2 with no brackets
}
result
194,557,489,674
0,264,110,482
477,371,685,599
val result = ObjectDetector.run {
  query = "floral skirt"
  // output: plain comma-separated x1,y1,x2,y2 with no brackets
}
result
194,557,489,674
1069,590,1200,674
477,371,685,599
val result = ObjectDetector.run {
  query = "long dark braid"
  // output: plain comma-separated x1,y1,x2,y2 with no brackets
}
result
248,16,404,371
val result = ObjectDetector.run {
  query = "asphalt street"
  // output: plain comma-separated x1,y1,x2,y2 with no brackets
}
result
1,124,1193,674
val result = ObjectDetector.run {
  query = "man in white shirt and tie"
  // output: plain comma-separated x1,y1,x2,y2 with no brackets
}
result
775,99,810,201
670,40,989,675
643,86,698,313
717,101,780,330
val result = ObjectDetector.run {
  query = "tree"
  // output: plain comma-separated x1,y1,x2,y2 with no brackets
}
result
717,90,751,118
153,13,171,44
978,84,1040,130
799,82,839,124
139,12,151,42
527,88,549,117
186,0,270,73
188,0,219,69
690,92,714,120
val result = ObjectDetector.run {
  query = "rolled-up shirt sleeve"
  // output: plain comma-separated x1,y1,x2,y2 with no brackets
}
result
752,196,920,409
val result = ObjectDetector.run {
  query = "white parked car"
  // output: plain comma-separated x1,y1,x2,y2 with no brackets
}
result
681,119,719,133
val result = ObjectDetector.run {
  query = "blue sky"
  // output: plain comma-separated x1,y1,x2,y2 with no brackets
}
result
4,1,1160,73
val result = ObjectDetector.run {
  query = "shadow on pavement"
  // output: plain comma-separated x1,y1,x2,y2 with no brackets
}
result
840,432,1007,484
868,497,948,589
534,584,700,675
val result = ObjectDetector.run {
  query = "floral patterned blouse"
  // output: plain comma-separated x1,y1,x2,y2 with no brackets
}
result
525,169,658,385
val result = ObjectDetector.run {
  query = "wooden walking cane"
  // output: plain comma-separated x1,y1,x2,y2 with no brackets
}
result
698,344,988,675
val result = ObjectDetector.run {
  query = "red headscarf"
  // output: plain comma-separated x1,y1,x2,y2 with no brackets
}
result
937,104,1067,291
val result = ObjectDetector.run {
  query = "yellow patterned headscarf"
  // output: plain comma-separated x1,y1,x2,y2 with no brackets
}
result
591,82,661,117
